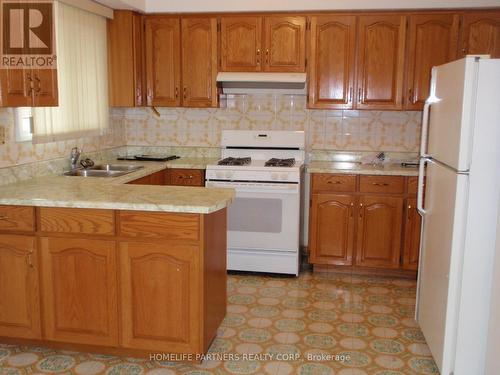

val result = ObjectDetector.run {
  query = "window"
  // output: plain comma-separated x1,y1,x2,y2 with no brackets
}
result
32,1,109,143
14,108,33,142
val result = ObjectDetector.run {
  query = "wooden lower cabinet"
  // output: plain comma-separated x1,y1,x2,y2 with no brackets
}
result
127,170,166,185
119,241,200,353
309,194,356,266
403,198,422,270
0,235,41,339
356,195,403,269
40,237,119,346
309,174,419,276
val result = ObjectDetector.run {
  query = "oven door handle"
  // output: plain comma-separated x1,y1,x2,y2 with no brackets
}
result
206,181,299,193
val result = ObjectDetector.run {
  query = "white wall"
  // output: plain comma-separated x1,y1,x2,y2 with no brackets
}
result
486,197,500,375
97,0,500,12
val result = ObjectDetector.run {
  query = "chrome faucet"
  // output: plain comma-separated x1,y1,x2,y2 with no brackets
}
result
70,147,82,170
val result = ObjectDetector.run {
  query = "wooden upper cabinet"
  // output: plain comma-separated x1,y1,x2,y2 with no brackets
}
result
309,194,356,266
0,235,41,339
31,69,58,107
356,195,403,269
356,15,407,110
308,15,357,109
181,17,218,107
40,237,119,346
220,17,262,71
107,10,145,107
405,14,459,110
0,69,58,107
263,16,306,72
145,17,181,107
461,11,500,58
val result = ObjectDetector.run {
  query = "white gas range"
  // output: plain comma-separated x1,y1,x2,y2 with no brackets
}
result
206,130,305,276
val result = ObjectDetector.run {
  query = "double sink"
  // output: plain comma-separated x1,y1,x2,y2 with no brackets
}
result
63,164,144,177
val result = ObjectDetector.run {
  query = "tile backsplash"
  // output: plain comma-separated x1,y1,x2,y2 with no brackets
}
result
121,94,422,152
0,94,422,171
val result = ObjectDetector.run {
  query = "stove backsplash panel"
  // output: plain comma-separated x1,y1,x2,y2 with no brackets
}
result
123,94,422,152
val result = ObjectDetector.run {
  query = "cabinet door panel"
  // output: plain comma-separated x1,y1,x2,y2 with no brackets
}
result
356,195,403,269
309,194,355,266
405,14,459,110
403,198,421,270
461,12,500,58
145,17,181,107
0,235,41,339
308,15,356,109
32,69,59,107
0,69,32,107
357,15,406,110
40,237,118,346
264,16,306,72
119,242,201,353
220,17,262,71
181,18,218,107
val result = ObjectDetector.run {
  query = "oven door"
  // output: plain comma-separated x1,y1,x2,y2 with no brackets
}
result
206,181,300,252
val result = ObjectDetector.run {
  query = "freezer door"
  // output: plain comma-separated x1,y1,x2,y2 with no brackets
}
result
417,160,469,375
427,57,480,171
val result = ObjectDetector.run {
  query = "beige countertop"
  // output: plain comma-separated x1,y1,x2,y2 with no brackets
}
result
0,159,233,214
307,161,419,176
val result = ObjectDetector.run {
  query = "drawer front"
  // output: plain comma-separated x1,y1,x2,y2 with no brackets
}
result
407,176,418,195
119,211,200,241
40,208,115,235
312,174,357,193
168,169,204,187
0,206,35,232
359,175,405,194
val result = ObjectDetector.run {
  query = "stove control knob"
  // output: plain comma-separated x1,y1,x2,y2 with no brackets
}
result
280,173,288,180
216,171,224,179
271,173,279,180
225,171,233,179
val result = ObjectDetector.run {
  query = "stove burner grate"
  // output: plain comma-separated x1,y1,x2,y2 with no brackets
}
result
218,157,252,166
265,158,296,167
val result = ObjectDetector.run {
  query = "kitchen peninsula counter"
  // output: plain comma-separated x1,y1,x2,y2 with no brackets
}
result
0,161,232,358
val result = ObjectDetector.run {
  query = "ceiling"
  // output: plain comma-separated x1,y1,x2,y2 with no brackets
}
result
95,0,500,12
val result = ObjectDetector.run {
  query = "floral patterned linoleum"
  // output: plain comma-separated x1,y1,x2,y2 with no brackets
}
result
0,271,439,375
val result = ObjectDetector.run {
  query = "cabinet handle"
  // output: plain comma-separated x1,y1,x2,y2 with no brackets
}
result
357,88,362,103
359,203,363,218
256,49,261,65
372,182,389,186
175,87,179,99
183,87,187,99
0,215,7,220
33,75,41,94
348,87,353,103
27,251,34,269
265,48,269,64
327,180,342,184
408,88,413,104
350,202,354,217
407,204,412,220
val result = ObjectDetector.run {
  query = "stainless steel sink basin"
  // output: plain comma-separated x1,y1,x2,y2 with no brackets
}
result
63,164,144,177
89,164,144,172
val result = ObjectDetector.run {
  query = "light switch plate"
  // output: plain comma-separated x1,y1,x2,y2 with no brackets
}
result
0,125,5,144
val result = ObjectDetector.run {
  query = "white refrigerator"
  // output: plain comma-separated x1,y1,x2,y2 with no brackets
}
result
417,56,500,375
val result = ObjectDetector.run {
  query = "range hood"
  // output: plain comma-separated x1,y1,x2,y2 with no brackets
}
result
217,72,307,95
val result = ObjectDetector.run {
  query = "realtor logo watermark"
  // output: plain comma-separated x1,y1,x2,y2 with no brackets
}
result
1,0,56,69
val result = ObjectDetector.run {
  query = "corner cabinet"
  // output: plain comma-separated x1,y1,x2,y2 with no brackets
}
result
219,16,306,73
308,15,357,109
461,11,500,58
309,174,421,276
356,15,407,110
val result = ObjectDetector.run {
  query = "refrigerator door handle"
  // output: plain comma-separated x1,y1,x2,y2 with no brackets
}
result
420,102,432,157
417,157,430,216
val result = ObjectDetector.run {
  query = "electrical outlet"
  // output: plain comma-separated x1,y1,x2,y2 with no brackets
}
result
0,125,5,145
